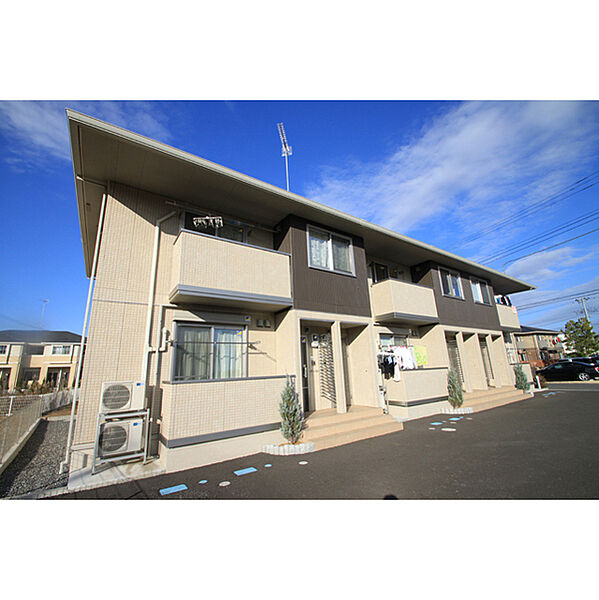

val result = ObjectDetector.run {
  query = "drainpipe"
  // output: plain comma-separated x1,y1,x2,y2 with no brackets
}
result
141,212,177,387
60,190,108,474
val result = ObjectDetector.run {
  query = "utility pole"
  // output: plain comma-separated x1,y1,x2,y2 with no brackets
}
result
575,297,590,321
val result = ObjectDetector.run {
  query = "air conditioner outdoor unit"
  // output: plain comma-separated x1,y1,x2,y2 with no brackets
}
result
97,417,145,458
100,381,146,414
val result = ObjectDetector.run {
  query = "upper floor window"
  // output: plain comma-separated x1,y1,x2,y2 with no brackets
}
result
173,324,246,382
184,212,248,243
0,345,6,355
52,345,71,355
26,345,44,355
371,262,403,283
307,226,355,276
439,269,463,299
471,279,491,305
379,333,408,350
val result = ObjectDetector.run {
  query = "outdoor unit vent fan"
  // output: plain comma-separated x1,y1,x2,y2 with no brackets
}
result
98,418,145,458
100,381,146,414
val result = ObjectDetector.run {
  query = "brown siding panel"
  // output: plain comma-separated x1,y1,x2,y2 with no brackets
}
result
275,215,372,317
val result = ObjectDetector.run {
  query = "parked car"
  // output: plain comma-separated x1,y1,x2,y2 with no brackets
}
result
538,361,599,381
558,356,599,366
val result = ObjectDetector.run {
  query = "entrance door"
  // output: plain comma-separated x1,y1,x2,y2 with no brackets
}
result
318,333,337,407
300,336,310,413
446,335,464,388
479,336,494,386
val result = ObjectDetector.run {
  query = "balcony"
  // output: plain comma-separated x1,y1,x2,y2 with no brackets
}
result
370,279,439,325
169,229,293,311
497,303,520,330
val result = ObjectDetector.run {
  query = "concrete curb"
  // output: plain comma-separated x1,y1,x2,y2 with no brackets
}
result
262,442,315,455
441,407,474,415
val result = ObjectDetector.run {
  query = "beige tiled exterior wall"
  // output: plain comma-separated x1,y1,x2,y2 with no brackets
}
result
74,182,293,454
161,376,287,442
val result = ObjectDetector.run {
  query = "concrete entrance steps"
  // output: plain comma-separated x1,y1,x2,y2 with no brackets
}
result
303,406,403,451
463,385,531,413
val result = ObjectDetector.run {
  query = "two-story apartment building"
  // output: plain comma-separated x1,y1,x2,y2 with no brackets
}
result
0,330,82,391
65,110,534,478
515,326,564,367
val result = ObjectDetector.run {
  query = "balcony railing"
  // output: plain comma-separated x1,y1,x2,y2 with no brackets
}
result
160,375,292,447
497,303,520,330
170,229,293,310
370,279,438,325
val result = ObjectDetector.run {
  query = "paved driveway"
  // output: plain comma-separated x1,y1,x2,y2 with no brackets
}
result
55,383,599,499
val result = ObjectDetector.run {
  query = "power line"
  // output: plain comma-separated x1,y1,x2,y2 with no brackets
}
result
480,207,599,263
517,288,599,311
502,226,599,269
462,170,599,243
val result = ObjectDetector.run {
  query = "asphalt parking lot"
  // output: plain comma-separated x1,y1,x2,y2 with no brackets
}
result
55,382,599,500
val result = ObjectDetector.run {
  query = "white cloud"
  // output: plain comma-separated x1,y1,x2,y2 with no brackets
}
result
0,101,172,168
505,246,598,284
305,101,599,243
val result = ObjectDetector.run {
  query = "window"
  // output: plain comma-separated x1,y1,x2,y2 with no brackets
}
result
26,345,44,355
371,262,403,283
185,212,248,243
471,279,491,304
307,226,355,275
52,345,71,355
173,324,246,381
0,345,6,354
379,334,408,350
439,269,463,299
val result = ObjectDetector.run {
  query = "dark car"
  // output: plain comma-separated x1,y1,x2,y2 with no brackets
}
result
538,361,599,381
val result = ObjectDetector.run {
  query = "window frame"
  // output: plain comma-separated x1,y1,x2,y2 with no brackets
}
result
470,278,492,305
371,262,404,284
51,344,71,355
379,333,408,350
439,268,464,300
0,345,7,355
184,211,249,244
172,322,248,383
306,225,356,277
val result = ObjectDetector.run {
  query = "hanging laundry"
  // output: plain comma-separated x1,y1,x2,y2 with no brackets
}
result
392,346,402,381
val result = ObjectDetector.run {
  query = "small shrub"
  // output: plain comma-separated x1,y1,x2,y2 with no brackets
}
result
447,369,463,408
279,377,303,444
514,364,530,392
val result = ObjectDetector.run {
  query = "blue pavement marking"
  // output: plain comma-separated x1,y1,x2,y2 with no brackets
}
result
159,484,188,496
449,417,460,421
430,422,443,425
199,480,208,484
234,467,257,476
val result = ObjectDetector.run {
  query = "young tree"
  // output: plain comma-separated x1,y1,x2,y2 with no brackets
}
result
447,369,463,408
514,364,530,392
279,377,303,444
562,318,599,357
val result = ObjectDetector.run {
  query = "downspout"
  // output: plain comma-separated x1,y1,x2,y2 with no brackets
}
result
60,190,108,474
141,212,177,387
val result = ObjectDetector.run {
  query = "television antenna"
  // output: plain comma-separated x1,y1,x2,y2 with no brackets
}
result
277,122,292,192
40,299,49,329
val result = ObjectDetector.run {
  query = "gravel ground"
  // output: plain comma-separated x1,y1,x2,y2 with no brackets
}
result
0,419,69,498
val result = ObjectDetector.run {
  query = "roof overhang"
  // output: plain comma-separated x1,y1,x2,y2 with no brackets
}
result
66,108,535,294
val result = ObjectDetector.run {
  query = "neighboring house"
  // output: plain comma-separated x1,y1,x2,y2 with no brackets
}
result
65,110,535,476
515,326,564,368
0,330,82,392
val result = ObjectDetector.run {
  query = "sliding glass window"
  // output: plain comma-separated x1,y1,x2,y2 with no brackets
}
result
174,324,245,381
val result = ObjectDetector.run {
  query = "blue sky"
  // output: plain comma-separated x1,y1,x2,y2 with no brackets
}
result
0,100,598,335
